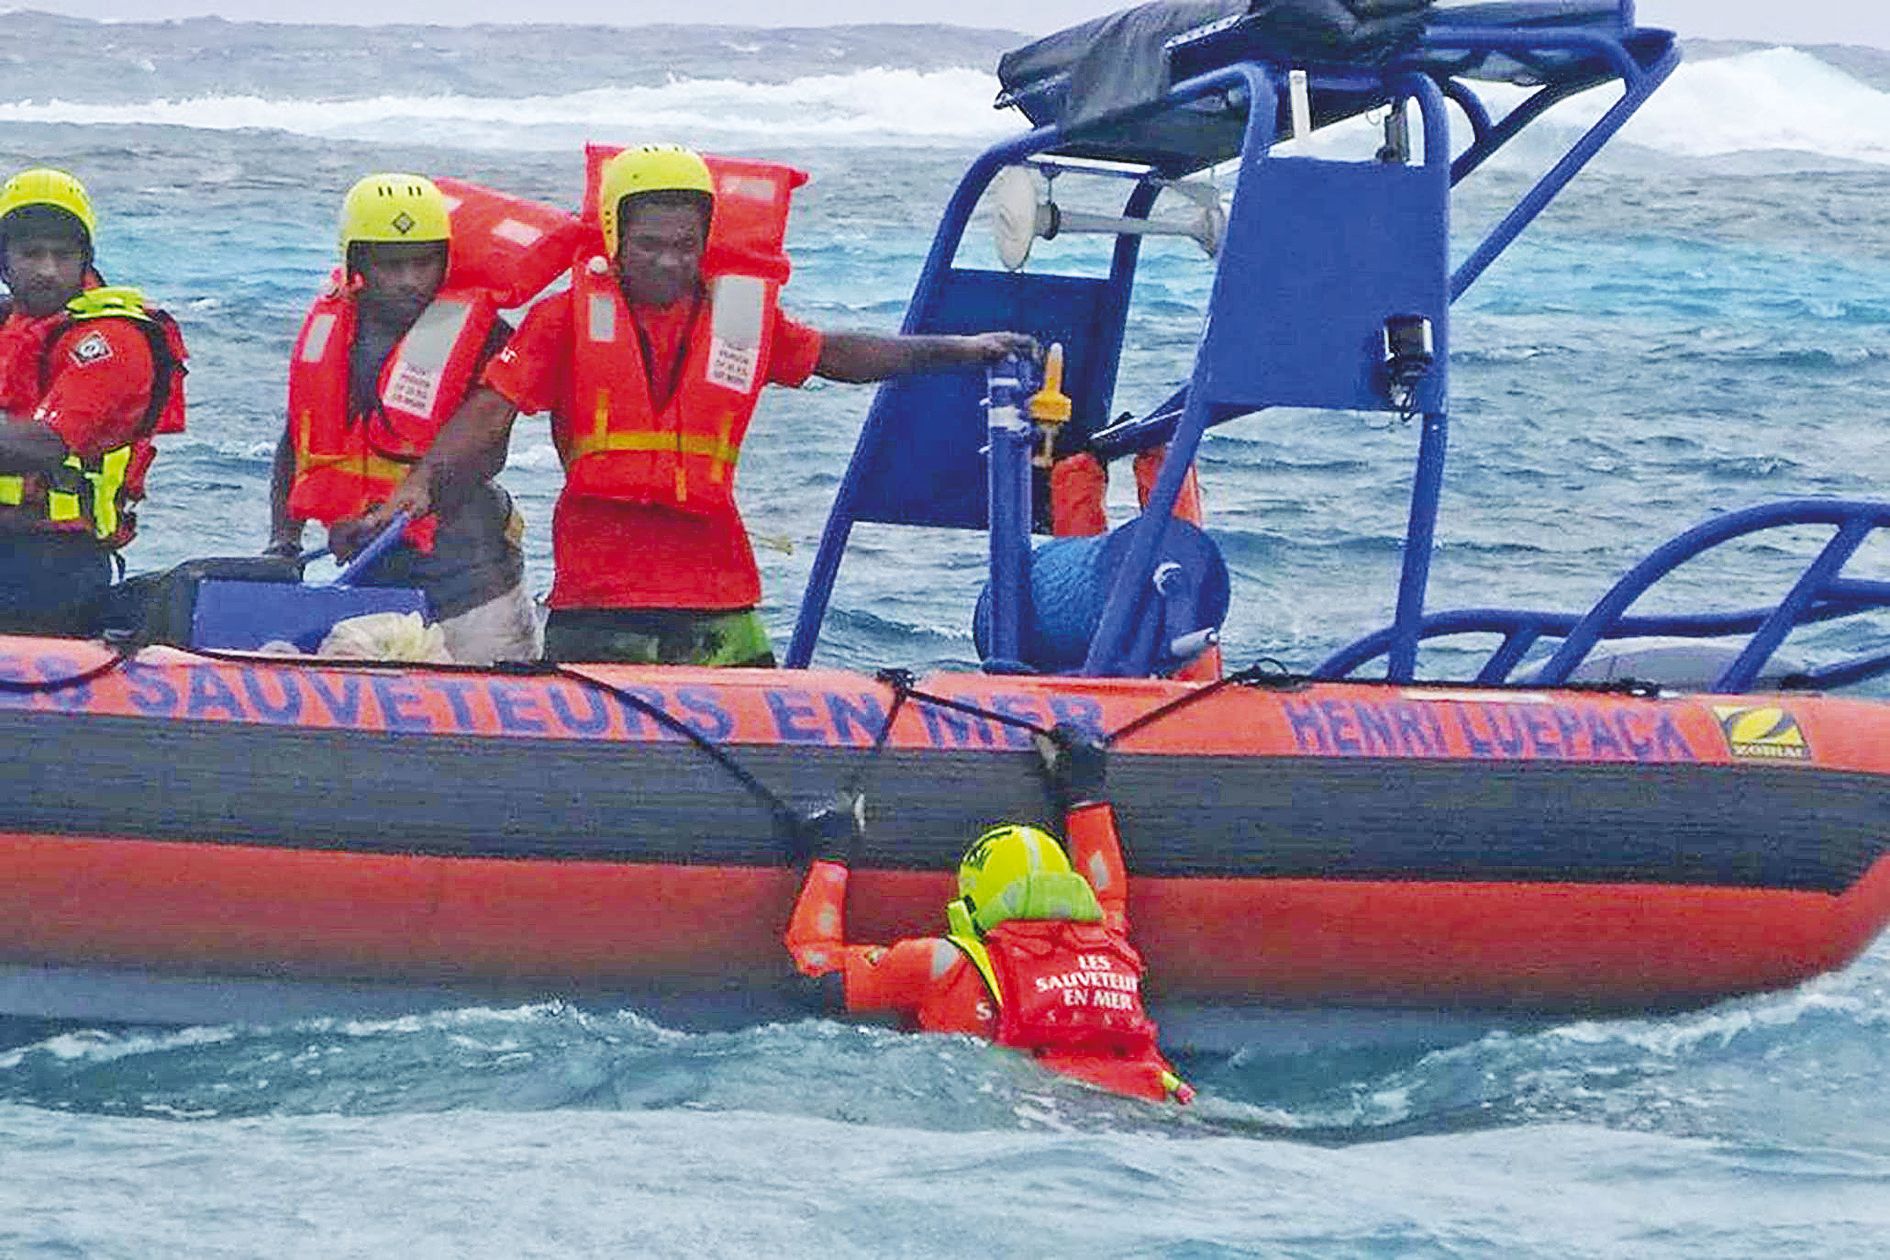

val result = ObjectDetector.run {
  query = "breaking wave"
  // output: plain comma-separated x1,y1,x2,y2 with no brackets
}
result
0,67,1016,150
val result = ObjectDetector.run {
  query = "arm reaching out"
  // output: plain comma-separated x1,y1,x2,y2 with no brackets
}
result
814,330,1037,384
351,385,518,539
1064,801,1129,936
1035,723,1130,933
785,858,959,1023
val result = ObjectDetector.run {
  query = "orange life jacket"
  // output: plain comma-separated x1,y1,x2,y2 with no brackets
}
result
982,920,1159,1054
436,176,584,309
285,178,573,550
562,152,805,514
285,278,498,552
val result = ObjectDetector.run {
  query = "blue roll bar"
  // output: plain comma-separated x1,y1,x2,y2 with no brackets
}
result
788,10,1694,684
1322,501,1890,692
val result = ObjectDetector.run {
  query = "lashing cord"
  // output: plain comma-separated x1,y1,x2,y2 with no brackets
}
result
0,637,1300,850
547,663,808,843
0,641,138,694
2,634,1655,860
870,658,1302,749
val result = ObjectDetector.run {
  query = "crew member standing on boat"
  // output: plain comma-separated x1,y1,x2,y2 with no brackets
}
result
785,728,1194,1104
268,173,540,665
0,167,186,638
358,144,1036,666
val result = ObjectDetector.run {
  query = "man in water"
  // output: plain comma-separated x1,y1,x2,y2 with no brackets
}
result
359,144,1034,666
0,167,186,637
267,172,538,665
785,728,1193,1104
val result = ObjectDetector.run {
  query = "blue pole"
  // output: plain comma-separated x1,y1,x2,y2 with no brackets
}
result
1387,410,1449,681
1383,72,1455,682
331,512,412,588
984,354,1037,672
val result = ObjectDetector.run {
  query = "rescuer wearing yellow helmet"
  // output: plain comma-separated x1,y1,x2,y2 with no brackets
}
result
785,725,1193,1104
358,143,1038,666
267,173,539,665
0,166,187,636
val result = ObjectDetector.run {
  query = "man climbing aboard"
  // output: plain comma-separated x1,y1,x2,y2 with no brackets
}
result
359,144,1036,666
785,726,1193,1103
0,167,186,637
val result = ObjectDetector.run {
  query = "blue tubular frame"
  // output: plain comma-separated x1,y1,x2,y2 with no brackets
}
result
784,162,1158,668
1442,35,1679,299
786,128,1053,668
1079,62,1276,677
1321,501,1890,691
1382,72,1454,682
788,14,1681,677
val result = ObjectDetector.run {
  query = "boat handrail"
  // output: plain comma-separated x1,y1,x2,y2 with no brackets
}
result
1317,500,1890,691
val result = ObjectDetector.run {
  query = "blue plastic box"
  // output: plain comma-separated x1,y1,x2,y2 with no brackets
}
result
189,579,428,653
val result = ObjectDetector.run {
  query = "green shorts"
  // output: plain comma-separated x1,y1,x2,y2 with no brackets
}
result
543,607,776,668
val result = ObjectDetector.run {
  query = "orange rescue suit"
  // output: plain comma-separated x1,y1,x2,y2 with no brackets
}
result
786,801,1192,1103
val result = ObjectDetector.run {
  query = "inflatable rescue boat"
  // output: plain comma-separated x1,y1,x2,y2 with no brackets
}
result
5,1,1889,1030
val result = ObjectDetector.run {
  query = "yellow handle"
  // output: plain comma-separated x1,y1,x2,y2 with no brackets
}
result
1029,342,1072,468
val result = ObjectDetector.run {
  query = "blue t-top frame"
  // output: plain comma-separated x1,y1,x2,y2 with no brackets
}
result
785,3,1681,678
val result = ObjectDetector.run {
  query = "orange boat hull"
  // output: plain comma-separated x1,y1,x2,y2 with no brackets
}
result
2,637,1886,1018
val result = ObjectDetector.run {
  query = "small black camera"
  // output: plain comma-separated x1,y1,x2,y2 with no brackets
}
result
1381,313,1434,416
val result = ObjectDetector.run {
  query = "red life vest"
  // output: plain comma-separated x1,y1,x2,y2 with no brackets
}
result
0,284,187,546
436,176,584,309
0,288,186,437
980,919,1160,1056
974,919,1180,1103
285,278,498,551
285,178,576,550
562,153,805,514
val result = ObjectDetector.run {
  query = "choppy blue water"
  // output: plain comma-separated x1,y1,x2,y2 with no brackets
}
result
2,12,1889,1256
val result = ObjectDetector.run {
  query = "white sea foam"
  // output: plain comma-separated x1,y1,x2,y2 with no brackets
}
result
0,66,1016,150
0,47,1880,163
1258,46,1890,169
1540,46,1890,166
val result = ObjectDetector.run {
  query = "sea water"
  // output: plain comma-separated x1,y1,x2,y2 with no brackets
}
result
0,11,1887,1256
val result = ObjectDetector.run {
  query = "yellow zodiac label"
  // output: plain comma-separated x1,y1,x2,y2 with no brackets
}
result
1712,705,1811,761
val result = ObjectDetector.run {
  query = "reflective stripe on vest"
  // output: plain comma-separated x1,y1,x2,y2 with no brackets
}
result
563,264,776,511
0,288,171,543
0,443,133,538
377,297,480,433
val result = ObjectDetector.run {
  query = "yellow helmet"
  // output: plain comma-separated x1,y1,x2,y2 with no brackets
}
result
0,167,97,244
339,173,451,258
598,144,713,259
956,824,1071,912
